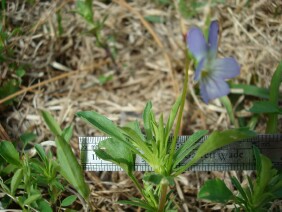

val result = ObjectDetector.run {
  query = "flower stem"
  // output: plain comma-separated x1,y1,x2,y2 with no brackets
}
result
158,181,168,212
167,55,190,174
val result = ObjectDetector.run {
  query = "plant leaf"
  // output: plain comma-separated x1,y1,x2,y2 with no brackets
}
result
173,130,208,168
23,194,41,205
0,141,21,166
76,0,93,24
62,125,73,143
20,132,37,147
198,179,234,204
40,110,62,136
143,101,153,140
76,111,126,142
38,200,53,212
94,137,135,174
11,168,23,196
174,128,256,175
230,83,271,99
56,135,90,200
35,144,47,164
121,127,152,160
143,173,174,186
61,195,77,207
250,101,281,114
165,96,181,139
125,121,145,141
231,177,249,203
117,198,156,211
190,128,256,166
266,61,282,133
253,154,273,201
41,111,89,200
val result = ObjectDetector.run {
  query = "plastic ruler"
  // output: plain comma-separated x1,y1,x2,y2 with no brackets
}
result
79,134,282,171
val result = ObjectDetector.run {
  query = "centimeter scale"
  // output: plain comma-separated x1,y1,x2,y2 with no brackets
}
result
79,134,282,172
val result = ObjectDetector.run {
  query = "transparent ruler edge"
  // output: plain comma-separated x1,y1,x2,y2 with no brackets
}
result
79,134,282,171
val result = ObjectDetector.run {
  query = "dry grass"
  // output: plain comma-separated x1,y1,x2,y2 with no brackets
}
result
1,0,282,211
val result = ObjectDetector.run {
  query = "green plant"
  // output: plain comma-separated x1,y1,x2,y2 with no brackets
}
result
198,146,282,211
197,61,282,211
76,20,257,211
249,62,282,133
0,111,90,211
0,140,56,211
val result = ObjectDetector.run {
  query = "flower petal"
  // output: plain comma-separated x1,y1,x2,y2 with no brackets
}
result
200,76,230,103
208,20,219,54
187,26,207,61
212,57,240,79
194,57,205,81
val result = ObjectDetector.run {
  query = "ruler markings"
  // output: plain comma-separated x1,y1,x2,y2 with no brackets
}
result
79,134,282,171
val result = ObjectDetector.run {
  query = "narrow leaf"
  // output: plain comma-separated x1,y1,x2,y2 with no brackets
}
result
143,101,153,140
121,127,152,160
165,96,181,139
56,135,90,200
40,110,62,136
250,101,281,114
230,84,271,99
231,177,249,202
158,114,164,151
247,175,254,194
117,199,156,210
174,128,256,175
173,130,208,168
125,121,145,141
253,145,262,174
35,144,47,164
62,125,73,143
11,168,23,196
41,111,90,200
76,111,125,142
266,61,282,133
191,128,256,166
23,194,41,205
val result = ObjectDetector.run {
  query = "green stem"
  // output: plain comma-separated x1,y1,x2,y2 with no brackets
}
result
128,173,147,202
266,62,282,133
167,56,189,174
247,115,258,130
220,96,238,128
158,182,168,212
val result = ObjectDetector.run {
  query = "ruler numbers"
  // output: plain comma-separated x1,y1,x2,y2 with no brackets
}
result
79,134,282,171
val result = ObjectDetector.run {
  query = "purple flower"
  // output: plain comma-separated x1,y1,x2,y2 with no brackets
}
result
187,21,240,103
